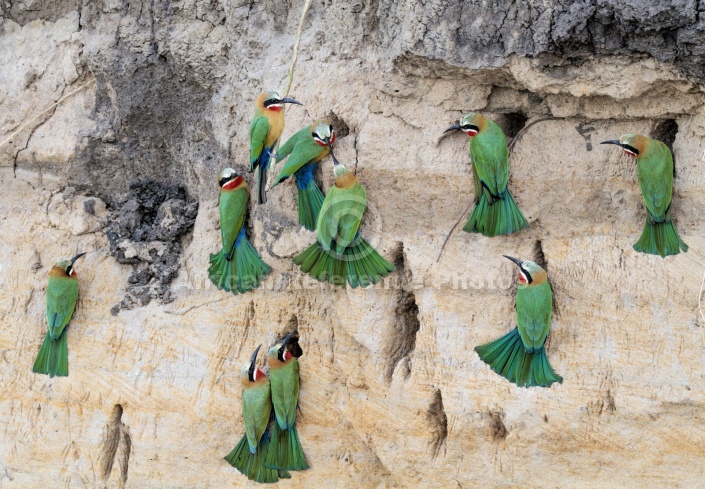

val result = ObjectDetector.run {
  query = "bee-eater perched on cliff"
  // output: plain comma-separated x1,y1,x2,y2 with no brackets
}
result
475,256,562,388
225,345,290,484
265,333,308,471
250,91,302,205
293,154,395,288
445,113,529,237
270,120,336,231
32,252,85,378
602,135,688,257
208,168,271,294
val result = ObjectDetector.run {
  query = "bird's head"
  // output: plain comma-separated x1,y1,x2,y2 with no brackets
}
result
218,168,245,190
53,252,86,278
311,120,335,148
601,134,648,159
257,90,302,112
241,345,266,384
267,332,295,365
444,112,485,138
503,255,547,287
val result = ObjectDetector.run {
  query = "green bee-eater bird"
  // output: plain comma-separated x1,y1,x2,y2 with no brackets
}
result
32,252,86,378
265,333,308,471
293,154,395,288
475,256,562,388
224,345,290,484
208,168,271,294
270,120,336,231
444,113,530,237
250,90,302,205
602,134,688,257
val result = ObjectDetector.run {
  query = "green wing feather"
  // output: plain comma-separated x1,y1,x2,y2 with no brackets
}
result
272,138,324,188
46,276,78,340
276,125,311,163
270,361,300,430
242,382,272,453
250,116,271,169
470,120,509,199
317,183,367,255
637,141,673,221
516,282,552,352
219,187,248,253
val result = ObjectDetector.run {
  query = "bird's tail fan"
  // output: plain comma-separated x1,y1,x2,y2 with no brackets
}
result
464,190,529,237
32,330,68,378
209,233,271,294
265,422,308,471
293,236,395,288
224,434,283,483
475,327,561,388
633,217,688,257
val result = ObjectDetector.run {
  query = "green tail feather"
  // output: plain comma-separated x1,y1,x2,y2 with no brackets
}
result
475,327,562,388
32,330,68,378
633,216,688,257
208,239,271,294
225,434,287,483
265,422,308,471
293,236,395,288
464,190,529,237
298,180,325,231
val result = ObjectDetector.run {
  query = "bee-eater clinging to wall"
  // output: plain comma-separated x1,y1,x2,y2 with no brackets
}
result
271,120,336,231
445,113,530,237
32,252,86,378
293,152,395,288
208,168,271,294
475,256,562,388
265,333,308,471
250,91,302,205
602,134,687,257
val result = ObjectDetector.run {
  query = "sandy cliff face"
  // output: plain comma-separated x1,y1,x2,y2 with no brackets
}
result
2,1,705,487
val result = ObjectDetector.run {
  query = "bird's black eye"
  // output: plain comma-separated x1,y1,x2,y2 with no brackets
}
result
312,133,320,139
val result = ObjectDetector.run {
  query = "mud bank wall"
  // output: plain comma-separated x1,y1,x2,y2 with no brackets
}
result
2,1,705,487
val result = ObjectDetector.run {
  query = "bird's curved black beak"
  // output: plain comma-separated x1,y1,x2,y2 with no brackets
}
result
444,123,461,134
280,97,302,106
600,140,622,147
281,332,295,346
251,344,262,364
503,255,523,268
327,141,341,166
70,252,87,265
248,344,262,381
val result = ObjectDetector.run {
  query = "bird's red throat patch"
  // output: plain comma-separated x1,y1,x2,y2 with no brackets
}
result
518,271,528,284
267,104,283,111
222,176,244,190
464,129,478,137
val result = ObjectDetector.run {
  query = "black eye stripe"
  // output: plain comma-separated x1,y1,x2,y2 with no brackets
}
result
313,133,320,139
623,144,639,154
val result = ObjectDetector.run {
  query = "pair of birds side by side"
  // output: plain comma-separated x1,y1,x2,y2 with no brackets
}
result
208,90,395,294
224,333,308,483
444,112,688,257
